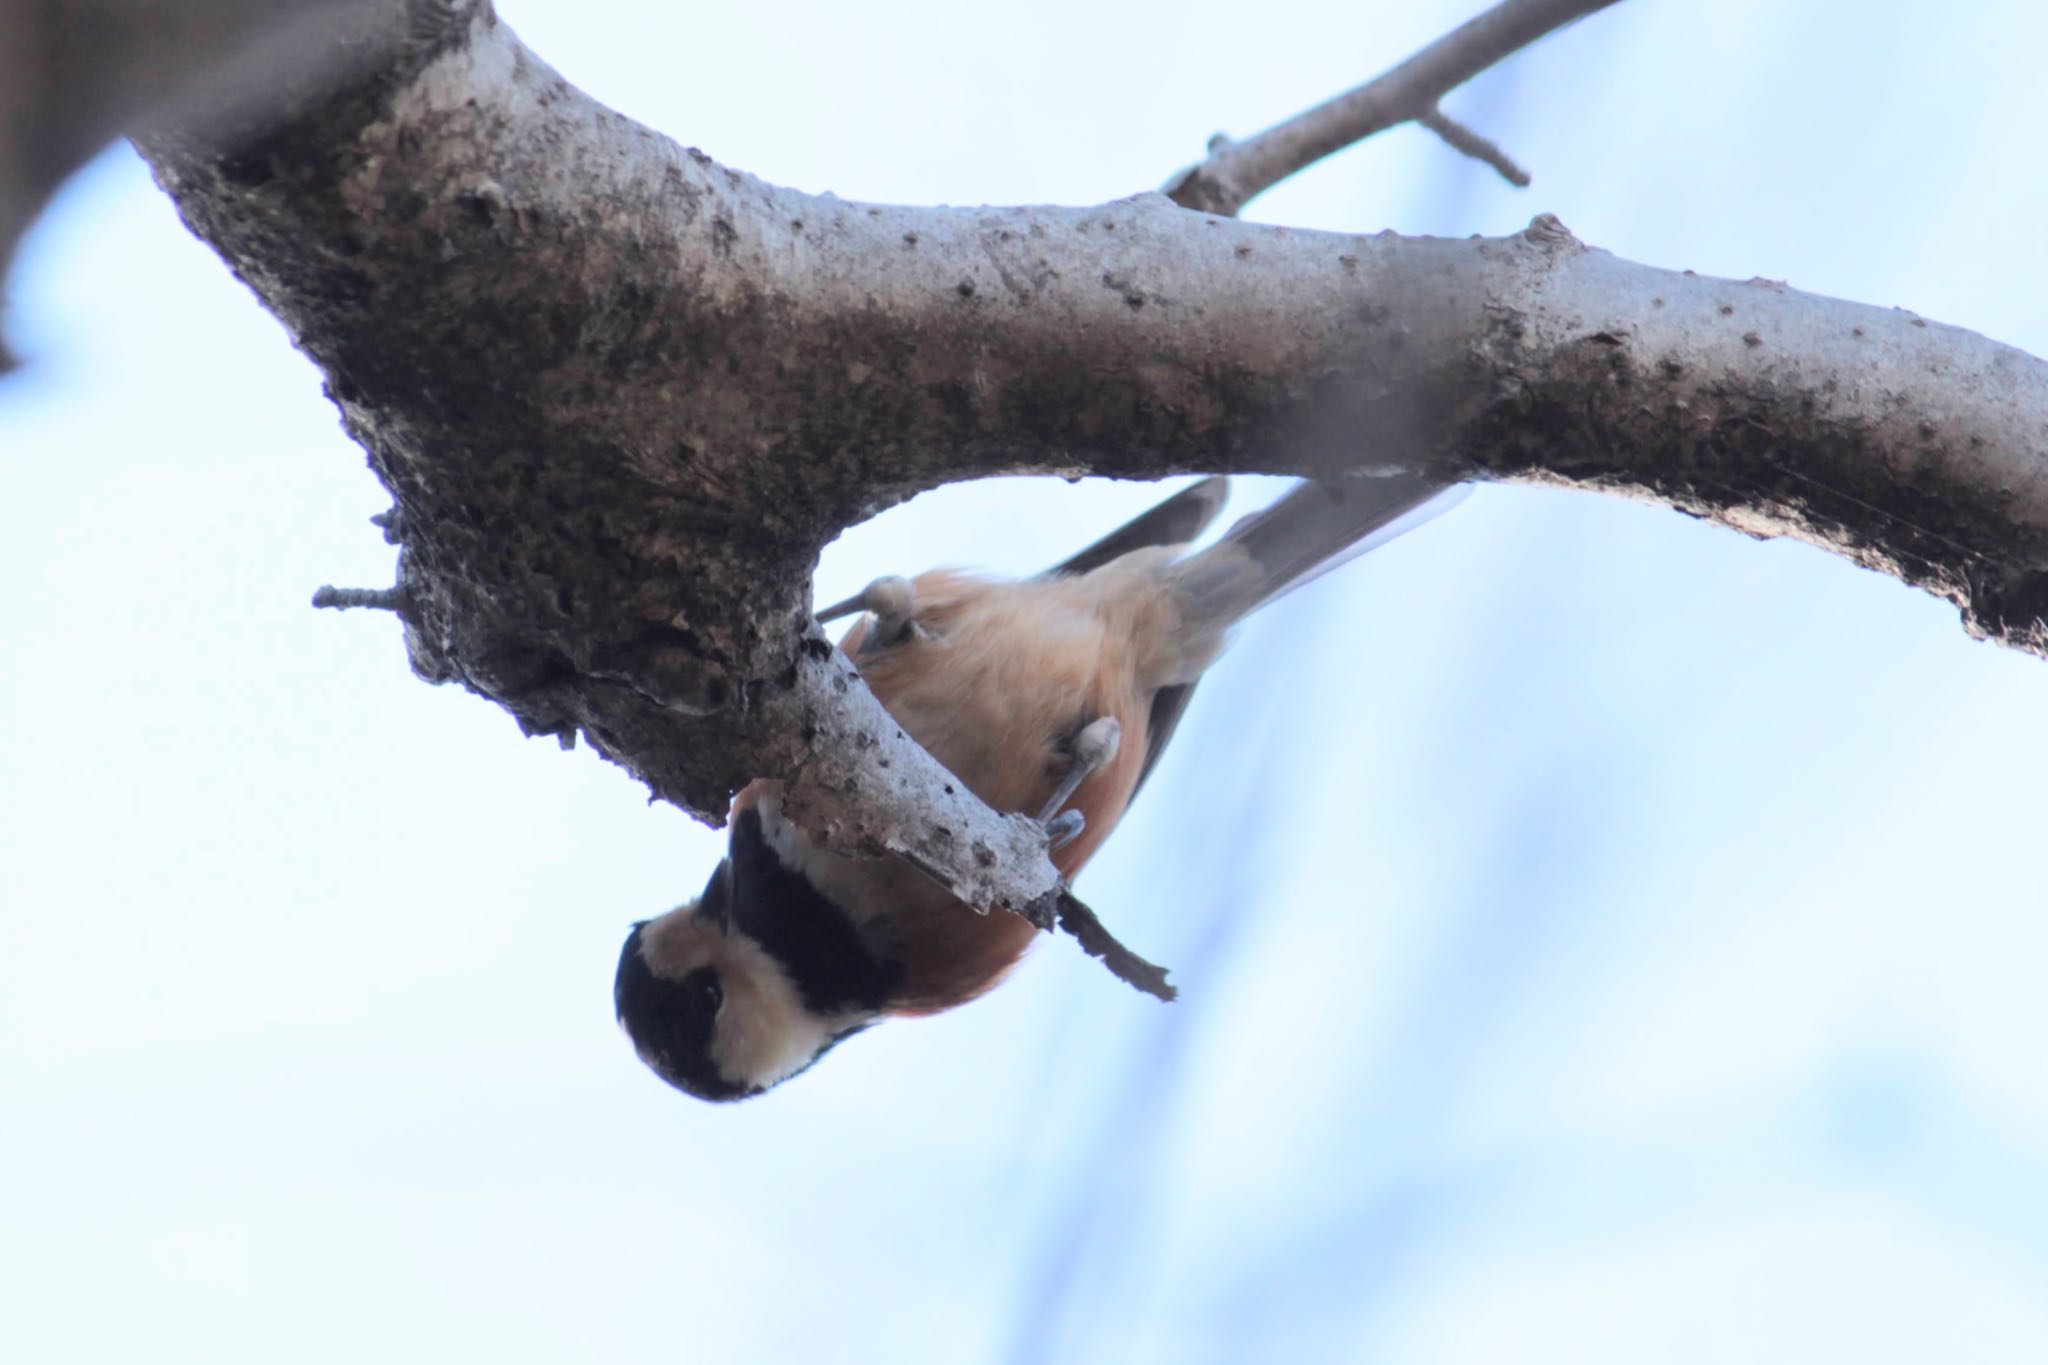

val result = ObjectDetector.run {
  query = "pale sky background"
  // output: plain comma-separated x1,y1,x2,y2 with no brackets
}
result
5,2,2048,1361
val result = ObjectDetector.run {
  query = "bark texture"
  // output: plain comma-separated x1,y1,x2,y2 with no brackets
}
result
93,0,2048,913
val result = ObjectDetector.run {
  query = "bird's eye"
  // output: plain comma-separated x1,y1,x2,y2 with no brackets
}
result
680,967,723,1022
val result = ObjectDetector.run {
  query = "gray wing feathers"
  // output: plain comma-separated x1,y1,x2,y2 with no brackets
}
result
1115,473,1461,802
1040,476,1231,579
1038,472,1461,804
1172,474,1459,632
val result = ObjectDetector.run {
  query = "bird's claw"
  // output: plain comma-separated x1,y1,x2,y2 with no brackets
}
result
816,575,916,649
1041,808,1086,851
1034,716,1121,825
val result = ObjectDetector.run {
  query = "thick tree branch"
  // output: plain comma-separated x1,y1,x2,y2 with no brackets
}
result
1165,0,1619,214
129,3,2048,923
0,0,407,369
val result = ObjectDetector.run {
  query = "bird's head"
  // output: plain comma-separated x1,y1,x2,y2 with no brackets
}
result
614,860,873,1102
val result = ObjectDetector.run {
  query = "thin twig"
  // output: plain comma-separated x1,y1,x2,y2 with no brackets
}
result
1164,0,1621,215
1418,106,1531,186
312,584,408,612
1054,891,1177,1002
1088,0,1616,993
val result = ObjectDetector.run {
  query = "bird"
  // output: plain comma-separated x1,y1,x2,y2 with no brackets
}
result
614,472,1461,1101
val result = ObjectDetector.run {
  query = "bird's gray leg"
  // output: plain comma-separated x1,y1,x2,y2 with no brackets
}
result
1040,809,1087,852
1036,716,1122,846
815,575,916,649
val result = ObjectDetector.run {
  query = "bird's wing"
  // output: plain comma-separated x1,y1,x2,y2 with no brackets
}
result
1038,476,1231,580
1127,681,1201,804
1129,475,1466,800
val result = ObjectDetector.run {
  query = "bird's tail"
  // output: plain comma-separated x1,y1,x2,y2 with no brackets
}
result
1169,473,1465,634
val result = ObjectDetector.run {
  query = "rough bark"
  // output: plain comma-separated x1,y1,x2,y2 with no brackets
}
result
64,0,2048,917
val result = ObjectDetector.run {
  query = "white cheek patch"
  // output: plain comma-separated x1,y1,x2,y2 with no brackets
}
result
637,906,715,977
711,933,860,1092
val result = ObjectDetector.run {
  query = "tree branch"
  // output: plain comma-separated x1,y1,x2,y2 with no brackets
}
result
1417,107,1531,187
1165,0,1619,215
0,0,413,370
126,2,2048,927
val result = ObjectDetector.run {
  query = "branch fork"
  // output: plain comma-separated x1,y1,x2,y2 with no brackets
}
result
97,0,2048,1003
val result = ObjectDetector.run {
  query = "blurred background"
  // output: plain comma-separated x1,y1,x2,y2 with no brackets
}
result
5,1,2048,1360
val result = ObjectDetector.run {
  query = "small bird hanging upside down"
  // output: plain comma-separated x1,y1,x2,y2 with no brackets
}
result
615,473,1462,1101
